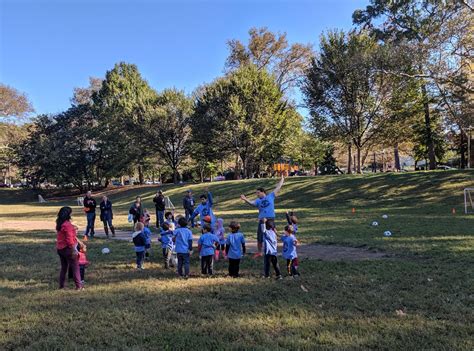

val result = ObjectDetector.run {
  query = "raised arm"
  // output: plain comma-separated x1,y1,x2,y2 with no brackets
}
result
207,191,213,207
273,175,285,197
240,194,256,207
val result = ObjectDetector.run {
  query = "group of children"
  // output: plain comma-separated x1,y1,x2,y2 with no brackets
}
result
130,207,301,279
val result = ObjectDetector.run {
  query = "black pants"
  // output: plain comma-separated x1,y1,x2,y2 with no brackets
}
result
201,255,214,275
264,254,281,277
136,251,145,268
228,258,241,277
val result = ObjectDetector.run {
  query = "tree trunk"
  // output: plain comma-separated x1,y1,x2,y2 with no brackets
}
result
138,165,144,184
314,161,318,175
394,143,401,171
373,152,376,173
356,146,361,174
421,84,436,170
460,129,466,169
347,143,352,174
173,168,178,184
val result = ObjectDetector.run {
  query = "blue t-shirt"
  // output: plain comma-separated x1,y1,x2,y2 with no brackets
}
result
281,234,297,259
226,232,245,259
198,233,219,256
143,227,152,245
255,192,276,219
173,227,193,254
192,192,216,225
160,229,174,249
263,226,278,255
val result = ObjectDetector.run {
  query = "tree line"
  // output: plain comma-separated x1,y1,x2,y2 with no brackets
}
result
1,0,472,189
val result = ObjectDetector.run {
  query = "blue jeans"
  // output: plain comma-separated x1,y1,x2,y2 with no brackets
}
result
185,208,194,227
156,210,165,228
177,253,190,276
85,212,96,237
136,251,145,268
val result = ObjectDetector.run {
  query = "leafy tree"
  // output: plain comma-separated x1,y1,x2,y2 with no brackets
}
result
193,65,299,178
147,89,193,184
71,77,103,106
319,145,339,175
226,27,313,93
92,62,157,183
303,30,393,173
0,84,34,119
0,122,29,184
412,113,447,167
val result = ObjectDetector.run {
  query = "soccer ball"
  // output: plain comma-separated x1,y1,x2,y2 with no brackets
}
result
382,214,388,219
372,221,379,226
101,247,111,254
383,231,392,237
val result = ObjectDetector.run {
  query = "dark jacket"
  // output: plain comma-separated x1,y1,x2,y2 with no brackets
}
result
183,195,195,212
129,203,144,222
153,195,166,211
83,197,96,213
100,200,113,221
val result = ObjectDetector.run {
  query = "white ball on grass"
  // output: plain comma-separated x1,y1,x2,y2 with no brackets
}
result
101,247,111,254
372,221,379,227
382,214,388,219
383,231,392,237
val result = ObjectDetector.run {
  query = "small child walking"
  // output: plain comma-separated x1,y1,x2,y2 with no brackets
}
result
225,221,246,278
173,217,193,278
143,208,152,227
285,211,298,234
214,218,226,261
198,224,219,276
261,218,282,279
132,222,146,269
160,222,175,269
77,241,89,284
281,225,300,277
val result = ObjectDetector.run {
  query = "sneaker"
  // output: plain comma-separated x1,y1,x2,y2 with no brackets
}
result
276,275,283,280
81,280,85,285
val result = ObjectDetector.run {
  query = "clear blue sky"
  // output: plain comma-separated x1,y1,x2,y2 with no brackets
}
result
0,0,368,117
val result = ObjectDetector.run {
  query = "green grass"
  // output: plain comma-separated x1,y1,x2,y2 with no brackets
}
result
1,171,473,350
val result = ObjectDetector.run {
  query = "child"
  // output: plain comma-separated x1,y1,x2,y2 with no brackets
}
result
198,224,219,276
132,222,146,269
261,218,282,279
143,224,153,259
214,218,226,261
285,211,298,234
143,208,151,227
160,222,175,269
173,217,193,278
281,225,300,277
191,189,216,228
77,241,89,284
165,211,176,231
225,221,246,278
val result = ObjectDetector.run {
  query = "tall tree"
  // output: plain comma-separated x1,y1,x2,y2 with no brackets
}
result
71,77,103,106
226,27,313,93
303,30,393,173
92,62,157,183
147,89,193,184
0,84,34,119
353,0,471,169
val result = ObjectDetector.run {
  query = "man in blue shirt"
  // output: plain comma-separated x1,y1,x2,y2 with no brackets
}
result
240,175,285,255
173,217,193,278
191,188,216,228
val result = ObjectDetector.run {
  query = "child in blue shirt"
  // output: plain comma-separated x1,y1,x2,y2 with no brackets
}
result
214,218,226,261
281,224,300,277
132,222,146,269
159,222,175,269
191,190,216,228
173,217,193,278
164,211,176,231
198,224,219,276
143,225,152,259
261,218,282,279
225,221,246,278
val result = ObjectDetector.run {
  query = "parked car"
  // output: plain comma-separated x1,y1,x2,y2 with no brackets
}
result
0,183,9,188
213,175,226,181
436,165,455,170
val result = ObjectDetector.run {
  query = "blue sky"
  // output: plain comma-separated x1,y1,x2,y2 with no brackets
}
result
0,0,368,117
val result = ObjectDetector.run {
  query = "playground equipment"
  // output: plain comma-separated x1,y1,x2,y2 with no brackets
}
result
464,188,474,214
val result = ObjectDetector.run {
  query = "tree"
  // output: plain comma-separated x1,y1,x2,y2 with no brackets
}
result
193,65,300,178
71,77,103,106
226,27,313,93
92,62,158,183
0,84,34,119
319,145,339,175
0,122,28,184
303,30,393,173
147,89,193,184
353,0,472,169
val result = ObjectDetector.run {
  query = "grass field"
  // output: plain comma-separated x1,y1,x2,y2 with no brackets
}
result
1,171,473,350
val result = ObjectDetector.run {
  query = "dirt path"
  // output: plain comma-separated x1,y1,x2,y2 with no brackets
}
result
1,220,389,261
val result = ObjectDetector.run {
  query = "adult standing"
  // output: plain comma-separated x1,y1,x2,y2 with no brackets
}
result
183,190,195,227
56,206,82,290
153,190,166,228
83,191,97,238
240,175,285,255
129,196,144,224
191,188,216,228
99,195,115,238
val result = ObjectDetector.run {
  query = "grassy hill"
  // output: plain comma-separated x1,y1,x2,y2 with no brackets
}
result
1,171,473,349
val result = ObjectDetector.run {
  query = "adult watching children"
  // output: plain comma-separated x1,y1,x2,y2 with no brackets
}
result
239,175,285,256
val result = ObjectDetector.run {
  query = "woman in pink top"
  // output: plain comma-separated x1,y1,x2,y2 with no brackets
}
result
56,206,82,290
